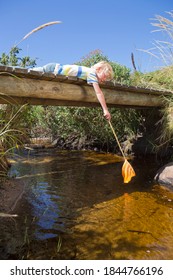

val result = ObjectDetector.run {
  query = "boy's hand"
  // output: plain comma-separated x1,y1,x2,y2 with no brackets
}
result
104,110,111,121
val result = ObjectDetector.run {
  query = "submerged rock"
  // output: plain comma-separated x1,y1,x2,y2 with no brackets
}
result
154,162,173,188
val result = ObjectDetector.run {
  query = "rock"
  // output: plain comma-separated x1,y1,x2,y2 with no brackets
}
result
154,162,173,188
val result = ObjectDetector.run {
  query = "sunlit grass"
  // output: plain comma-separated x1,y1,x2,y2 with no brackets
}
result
131,11,173,148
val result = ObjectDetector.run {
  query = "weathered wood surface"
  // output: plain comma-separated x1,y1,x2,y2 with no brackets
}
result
0,65,171,108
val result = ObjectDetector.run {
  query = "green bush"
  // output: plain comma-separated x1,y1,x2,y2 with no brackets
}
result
75,49,131,84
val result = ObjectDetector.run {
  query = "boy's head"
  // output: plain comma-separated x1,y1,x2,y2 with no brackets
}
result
92,61,114,83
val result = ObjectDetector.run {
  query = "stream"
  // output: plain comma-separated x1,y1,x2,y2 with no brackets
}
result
0,149,173,260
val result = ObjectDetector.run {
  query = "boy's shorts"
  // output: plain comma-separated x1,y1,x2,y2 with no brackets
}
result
32,63,57,73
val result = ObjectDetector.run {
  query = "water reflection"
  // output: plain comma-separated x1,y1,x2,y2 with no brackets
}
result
1,149,173,259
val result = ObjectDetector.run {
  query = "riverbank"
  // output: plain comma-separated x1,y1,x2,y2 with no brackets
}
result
0,177,25,214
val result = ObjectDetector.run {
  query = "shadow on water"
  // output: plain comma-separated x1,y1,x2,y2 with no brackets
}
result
0,149,173,260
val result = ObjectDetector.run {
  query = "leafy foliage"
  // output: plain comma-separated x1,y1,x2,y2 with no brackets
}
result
0,47,37,67
75,49,131,84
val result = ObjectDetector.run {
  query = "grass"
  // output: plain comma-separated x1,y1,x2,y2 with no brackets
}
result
156,96,173,145
131,66,173,95
130,11,173,149
0,99,28,175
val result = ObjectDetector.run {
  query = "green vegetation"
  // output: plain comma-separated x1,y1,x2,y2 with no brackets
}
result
0,46,37,67
0,47,37,174
131,11,173,149
131,66,173,92
0,103,28,174
30,105,141,151
75,49,131,85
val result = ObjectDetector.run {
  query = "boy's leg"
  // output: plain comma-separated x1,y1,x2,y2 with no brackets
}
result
31,66,44,72
43,63,57,72
32,63,57,73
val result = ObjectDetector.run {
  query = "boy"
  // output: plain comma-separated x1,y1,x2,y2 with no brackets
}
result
32,61,114,121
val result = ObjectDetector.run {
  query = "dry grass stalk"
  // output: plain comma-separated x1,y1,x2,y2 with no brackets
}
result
151,13,173,32
138,11,173,68
15,21,62,47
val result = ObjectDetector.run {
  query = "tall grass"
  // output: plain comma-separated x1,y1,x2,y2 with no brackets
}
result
156,95,173,149
150,12,173,145
132,12,173,88
137,12,173,69
0,102,28,175
150,12,173,66
130,11,173,151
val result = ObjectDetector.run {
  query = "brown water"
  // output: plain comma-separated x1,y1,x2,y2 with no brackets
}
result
0,149,173,260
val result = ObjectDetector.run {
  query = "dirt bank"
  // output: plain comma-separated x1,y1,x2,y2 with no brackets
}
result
0,178,25,214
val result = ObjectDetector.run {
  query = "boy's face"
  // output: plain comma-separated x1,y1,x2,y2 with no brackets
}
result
97,70,107,83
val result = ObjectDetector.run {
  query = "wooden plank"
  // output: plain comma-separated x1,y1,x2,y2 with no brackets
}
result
0,65,168,92
0,95,101,107
0,65,172,91
0,65,14,72
0,65,171,107
0,74,165,107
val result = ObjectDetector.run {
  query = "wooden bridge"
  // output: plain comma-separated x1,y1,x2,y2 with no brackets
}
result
0,65,171,108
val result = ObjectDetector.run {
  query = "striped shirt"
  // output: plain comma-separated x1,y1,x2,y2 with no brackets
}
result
54,64,98,84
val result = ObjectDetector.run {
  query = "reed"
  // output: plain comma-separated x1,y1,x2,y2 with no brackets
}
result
156,95,173,146
133,11,173,151
56,236,62,253
15,21,62,47
0,103,28,174
150,12,173,145
144,12,173,67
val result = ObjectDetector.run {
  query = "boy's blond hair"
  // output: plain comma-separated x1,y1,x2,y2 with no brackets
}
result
92,61,114,81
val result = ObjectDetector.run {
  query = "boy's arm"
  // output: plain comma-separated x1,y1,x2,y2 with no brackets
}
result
92,83,111,121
